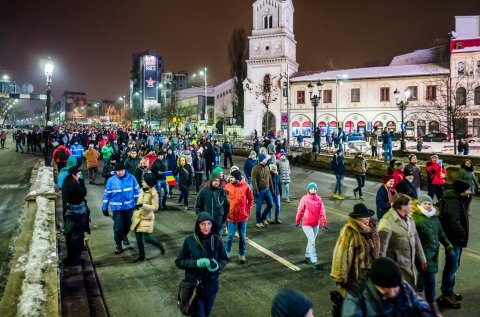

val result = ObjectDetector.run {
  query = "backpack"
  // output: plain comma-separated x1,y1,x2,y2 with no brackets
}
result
58,148,68,161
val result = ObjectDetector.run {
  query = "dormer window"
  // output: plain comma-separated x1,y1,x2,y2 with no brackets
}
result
263,15,273,29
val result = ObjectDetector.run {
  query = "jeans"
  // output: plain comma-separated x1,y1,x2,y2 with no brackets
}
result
268,194,281,220
255,189,273,223
441,245,463,296
418,271,436,303
178,187,189,207
112,209,133,245
246,177,253,192
282,182,290,198
225,221,247,256
428,184,444,201
383,143,392,162
214,154,221,167
334,174,343,194
371,145,377,157
135,232,163,258
354,174,365,197
191,280,218,317
156,180,168,207
302,225,319,263
16,141,23,152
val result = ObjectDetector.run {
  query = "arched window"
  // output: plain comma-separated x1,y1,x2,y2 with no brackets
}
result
456,87,466,105
263,15,273,29
263,75,272,93
475,86,480,105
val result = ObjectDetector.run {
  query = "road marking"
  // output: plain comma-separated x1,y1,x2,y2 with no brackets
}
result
234,232,301,271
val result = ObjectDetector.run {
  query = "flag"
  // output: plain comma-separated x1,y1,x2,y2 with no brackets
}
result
166,171,176,186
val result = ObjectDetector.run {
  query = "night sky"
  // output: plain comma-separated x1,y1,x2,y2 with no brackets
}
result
1,0,478,106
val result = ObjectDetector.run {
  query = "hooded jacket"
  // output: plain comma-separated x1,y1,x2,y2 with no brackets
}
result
224,180,253,223
295,194,327,227
331,154,345,176
130,187,159,233
243,157,257,179
175,212,228,283
85,148,100,168
195,174,230,227
440,190,470,247
52,144,71,163
102,171,140,211
395,178,418,200
57,157,83,189
277,156,291,182
425,159,446,185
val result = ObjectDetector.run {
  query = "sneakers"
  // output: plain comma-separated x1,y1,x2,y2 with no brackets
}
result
332,193,338,198
451,292,463,301
438,294,461,309
184,206,189,210
312,262,324,270
239,255,247,264
123,237,130,245
337,194,345,200
285,198,291,203
256,223,266,229
262,220,270,226
273,219,282,224
159,242,166,255
267,219,275,225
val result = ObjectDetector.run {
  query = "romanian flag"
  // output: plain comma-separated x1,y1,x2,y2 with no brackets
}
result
166,171,176,186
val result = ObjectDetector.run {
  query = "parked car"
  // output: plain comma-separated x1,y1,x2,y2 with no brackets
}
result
465,136,480,143
378,132,401,142
346,132,364,141
423,132,447,142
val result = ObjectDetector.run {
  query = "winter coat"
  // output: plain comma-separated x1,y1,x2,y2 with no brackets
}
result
101,145,114,159
69,144,84,159
331,217,380,294
124,157,141,175
224,180,254,223
331,154,345,176
392,169,404,188
251,163,273,192
52,145,71,163
425,159,446,185
144,154,157,168
375,186,396,220
352,156,367,175
150,158,167,181
58,157,83,189
174,158,193,189
295,194,327,227
134,166,148,186
130,187,159,233
243,157,257,179
271,172,281,197
411,204,452,273
342,280,435,317
102,162,115,181
381,131,393,145
175,212,228,283
193,156,205,173
62,175,87,206
395,179,418,200
457,167,479,193
378,209,427,288
84,148,100,168
222,142,232,155
440,190,470,247
277,157,291,182
406,163,421,190
102,171,140,211
195,178,230,227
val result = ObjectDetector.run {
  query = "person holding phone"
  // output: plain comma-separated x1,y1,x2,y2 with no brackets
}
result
425,154,446,201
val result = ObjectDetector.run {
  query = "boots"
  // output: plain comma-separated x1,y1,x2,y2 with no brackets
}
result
429,301,443,317
115,244,123,254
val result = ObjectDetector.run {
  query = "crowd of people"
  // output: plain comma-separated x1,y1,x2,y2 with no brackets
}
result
6,123,479,316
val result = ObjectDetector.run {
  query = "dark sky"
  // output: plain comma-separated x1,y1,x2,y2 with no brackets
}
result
1,0,479,104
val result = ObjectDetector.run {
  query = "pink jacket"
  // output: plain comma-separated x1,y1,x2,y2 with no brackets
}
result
296,194,327,227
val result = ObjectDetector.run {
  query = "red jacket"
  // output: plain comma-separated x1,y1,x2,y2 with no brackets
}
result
225,180,254,223
99,137,108,149
425,160,446,185
52,145,71,163
296,194,327,227
144,154,157,168
392,169,404,188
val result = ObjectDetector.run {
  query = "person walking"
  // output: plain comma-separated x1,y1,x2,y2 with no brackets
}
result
102,155,117,186
175,212,228,317
412,195,454,315
204,143,215,180
378,193,427,288
376,175,397,220
439,180,472,309
150,152,168,209
406,154,421,198
395,167,418,200
243,150,258,192
369,126,380,159
331,203,380,297
295,183,328,270
268,164,282,224
193,151,206,192
102,162,140,254
224,170,253,264
222,140,233,169
15,130,24,153
457,159,479,195
124,149,141,176
331,149,345,200
426,154,446,201
352,152,367,200
381,128,393,162
130,173,165,262
175,155,193,209
0,129,6,149
277,150,291,202
251,153,274,228
335,128,345,155
84,143,100,185
417,136,424,152
52,140,71,171
101,140,115,165
69,140,85,168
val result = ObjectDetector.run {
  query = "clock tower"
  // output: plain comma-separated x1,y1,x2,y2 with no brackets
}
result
244,0,298,137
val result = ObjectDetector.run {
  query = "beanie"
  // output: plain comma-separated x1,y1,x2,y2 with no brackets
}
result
381,175,394,184
258,153,267,162
403,167,413,177
307,183,318,191
231,170,242,181
115,162,125,171
418,195,432,205
213,166,223,174
370,257,402,288
271,288,313,317
453,179,471,194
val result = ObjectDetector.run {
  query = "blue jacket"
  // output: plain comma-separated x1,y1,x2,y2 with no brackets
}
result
70,144,85,159
382,131,393,145
243,158,257,179
102,171,140,211
331,154,345,176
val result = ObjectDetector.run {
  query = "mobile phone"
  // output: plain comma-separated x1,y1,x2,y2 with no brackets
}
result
439,159,443,167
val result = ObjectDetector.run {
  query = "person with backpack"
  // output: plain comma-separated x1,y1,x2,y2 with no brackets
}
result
331,149,345,200
52,140,71,171
425,154,446,201
352,152,367,200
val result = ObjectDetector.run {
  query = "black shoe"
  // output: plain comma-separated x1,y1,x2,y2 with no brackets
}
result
123,237,130,245
162,205,167,210
313,262,324,270
353,189,357,199
305,257,313,264
452,292,463,301
133,256,146,262
115,245,123,254
274,219,282,224
438,294,461,309
89,180,95,185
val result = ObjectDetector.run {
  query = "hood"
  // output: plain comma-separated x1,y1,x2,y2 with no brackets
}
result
195,212,218,236
66,156,77,169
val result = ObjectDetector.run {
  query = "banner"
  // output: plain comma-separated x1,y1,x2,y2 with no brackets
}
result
144,55,158,100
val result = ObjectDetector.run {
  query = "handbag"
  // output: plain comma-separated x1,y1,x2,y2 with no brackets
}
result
177,279,201,315
65,203,87,216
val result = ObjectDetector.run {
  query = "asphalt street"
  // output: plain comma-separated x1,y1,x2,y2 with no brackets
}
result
83,155,480,316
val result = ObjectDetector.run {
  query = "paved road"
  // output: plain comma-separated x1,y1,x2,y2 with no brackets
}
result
0,136,42,296
84,155,480,316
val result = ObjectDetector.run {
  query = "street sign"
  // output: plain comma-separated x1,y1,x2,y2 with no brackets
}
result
8,93,46,100
401,123,406,130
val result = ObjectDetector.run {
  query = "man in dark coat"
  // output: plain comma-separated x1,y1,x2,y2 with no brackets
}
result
395,167,418,200
150,152,168,209
102,155,116,186
193,151,206,192
222,140,233,169
124,150,141,176
203,143,215,180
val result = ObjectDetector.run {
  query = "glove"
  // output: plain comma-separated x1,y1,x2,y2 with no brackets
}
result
293,223,300,228
322,226,329,231
207,259,219,272
135,204,143,209
102,210,109,217
196,258,210,268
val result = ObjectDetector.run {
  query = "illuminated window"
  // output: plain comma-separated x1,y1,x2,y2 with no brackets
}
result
407,86,418,101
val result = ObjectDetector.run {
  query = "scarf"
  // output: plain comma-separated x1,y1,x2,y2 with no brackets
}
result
385,186,396,203
418,205,437,218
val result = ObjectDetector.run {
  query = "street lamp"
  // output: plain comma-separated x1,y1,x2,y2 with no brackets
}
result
335,74,348,131
44,57,54,166
308,80,323,152
193,67,208,133
394,88,410,151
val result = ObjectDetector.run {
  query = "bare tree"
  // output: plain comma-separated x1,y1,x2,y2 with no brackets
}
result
228,26,248,127
254,74,279,134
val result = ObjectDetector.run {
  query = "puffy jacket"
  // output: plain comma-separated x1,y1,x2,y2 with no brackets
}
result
195,177,230,227
124,157,141,175
69,144,84,159
101,145,114,159
425,160,446,185
84,148,100,168
52,145,71,163
174,157,193,189
130,187,159,233
392,169,404,188
243,157,257,179
102,171,140,211
224,180,253,223
295,194,327,227
222,142,232,155
375,186,396,220
330,154,345,176
440,190,470,247
277,157,291,182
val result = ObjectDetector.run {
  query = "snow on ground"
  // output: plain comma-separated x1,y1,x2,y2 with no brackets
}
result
28,167,54,197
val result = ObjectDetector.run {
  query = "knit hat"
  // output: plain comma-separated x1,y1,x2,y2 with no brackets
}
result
231,170,242,181
307,183,318,191
271,288,313,317
68,166,79,175
213,166,223,174
381,175,394,184
418,195,432,205
370,257,402,288
394,161,405,170
349,203,374,218
269,164,277,171
403,167,413,177
210,172,221,181
115,162,125,171
258,153,267,162
453,179,471,194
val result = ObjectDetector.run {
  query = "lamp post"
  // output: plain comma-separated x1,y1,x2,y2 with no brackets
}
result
308,80,323,152
394,88,410,152
335,74,348,131
44,58,54,166
193,67,207,133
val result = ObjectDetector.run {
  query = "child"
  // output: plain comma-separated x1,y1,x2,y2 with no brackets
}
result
295,183,328,269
